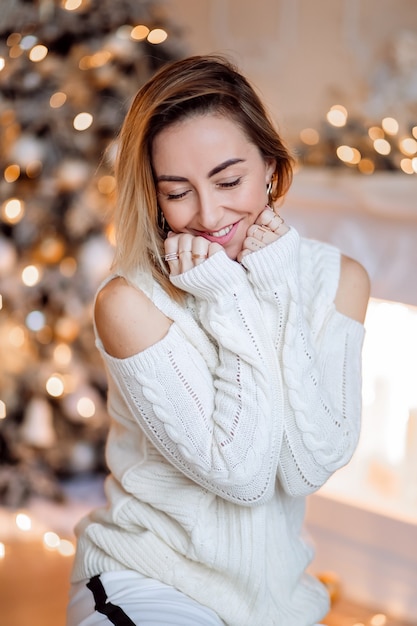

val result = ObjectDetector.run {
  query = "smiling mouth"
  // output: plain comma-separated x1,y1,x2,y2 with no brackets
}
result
207,224,233,238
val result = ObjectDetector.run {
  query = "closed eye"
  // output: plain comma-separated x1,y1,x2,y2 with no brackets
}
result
217,177,241,189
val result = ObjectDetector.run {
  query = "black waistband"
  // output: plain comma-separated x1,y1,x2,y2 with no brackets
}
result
87,575,136,625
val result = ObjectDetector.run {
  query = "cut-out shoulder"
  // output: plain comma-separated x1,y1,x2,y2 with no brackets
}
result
94,276,172,358
335,255,370,323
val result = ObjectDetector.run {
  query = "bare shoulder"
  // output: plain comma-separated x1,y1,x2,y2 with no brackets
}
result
334,255,370,324
94,276,172,358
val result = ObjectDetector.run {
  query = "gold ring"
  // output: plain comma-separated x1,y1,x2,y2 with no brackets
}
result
192,254,207,260
164,252,179,262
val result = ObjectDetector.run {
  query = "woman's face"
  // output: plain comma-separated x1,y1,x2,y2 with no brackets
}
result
152,113,275,260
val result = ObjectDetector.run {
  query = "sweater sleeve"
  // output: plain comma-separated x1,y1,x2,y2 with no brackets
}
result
99,251,283,506
241,228,365,496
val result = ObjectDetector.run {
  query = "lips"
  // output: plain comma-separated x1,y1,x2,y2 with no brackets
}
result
199,221,239,245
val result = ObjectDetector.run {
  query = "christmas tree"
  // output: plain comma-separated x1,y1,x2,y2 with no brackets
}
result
0,0,184,507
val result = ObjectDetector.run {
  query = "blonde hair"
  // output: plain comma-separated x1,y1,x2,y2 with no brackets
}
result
112,55,295,300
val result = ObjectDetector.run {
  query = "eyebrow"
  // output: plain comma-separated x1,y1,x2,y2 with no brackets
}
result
155,158,245,183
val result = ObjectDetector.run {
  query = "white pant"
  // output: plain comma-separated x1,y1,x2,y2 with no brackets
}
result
66,569,325,626
66,570,225,626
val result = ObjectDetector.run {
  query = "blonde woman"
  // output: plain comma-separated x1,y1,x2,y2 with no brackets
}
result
67,55,369,626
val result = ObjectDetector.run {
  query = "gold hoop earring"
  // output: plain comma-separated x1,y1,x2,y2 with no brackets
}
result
266,181,273,205
157,207,170,235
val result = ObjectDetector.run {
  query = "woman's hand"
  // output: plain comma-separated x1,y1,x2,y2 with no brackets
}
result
164,232,223,276
237,207,289,263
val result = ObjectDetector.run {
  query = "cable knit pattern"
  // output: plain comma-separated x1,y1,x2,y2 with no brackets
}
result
242,228,365,496
71,229,364,626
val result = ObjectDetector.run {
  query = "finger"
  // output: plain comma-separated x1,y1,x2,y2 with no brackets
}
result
251,224,279,246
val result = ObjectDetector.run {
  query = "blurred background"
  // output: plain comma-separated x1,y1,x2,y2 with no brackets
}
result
0,1,416,625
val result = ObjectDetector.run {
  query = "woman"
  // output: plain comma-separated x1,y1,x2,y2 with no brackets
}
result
67,55,370,626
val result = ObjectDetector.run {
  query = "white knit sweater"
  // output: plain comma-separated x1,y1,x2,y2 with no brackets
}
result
71,228,365,626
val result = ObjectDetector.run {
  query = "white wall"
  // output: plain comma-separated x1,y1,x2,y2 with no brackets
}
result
162,0,417,142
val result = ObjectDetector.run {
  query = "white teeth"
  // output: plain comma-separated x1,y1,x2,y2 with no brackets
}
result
208,225,233,237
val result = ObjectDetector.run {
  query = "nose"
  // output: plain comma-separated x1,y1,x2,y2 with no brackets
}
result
195,188,223,231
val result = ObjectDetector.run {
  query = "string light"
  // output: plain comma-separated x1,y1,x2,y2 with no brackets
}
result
336,145,361,165
16,513,32,531
326,104,348,127
29,45,48,63
400,158,414,174
0,400,6,419
381,117,399,135
4,164,20,182
373,138,391,155
54,343,73,366
299,128,320,145
147,28,168,44
0,57,5,71
50,92,67,108
399,137,417,156
62,0,83,10
22,264,41,286
26,310,46,332
131,25,150,41
1,198,25,224
46,374,65,398
77,396,96,418
73,112,93,131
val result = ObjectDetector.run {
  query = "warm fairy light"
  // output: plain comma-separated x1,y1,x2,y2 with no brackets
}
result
373,138,391,155
147,28,168,44
4,164,20,182
9,46,23,59
326,104,348,127
412,157,417,173
131,25,150,40
0,57,5,71
29,44,48,62
54,342,73,366
368,126,384,141
26,160,42,178
299,128,320,145
381,117,399,135
370,614,387,626
46,374,65,398
62,0,82,10
400,158,414,174
16,513,32,531
336,145,361,164
44,531,60,549
77,396,96,418
358,158,375,175
22,264,41,286
2,198,25,224
97,175,116,194
7,32,21,46
58,539,76,557
399,137,417,156
59,256,77,277
9,325,25,347
0,543,5,558
412,126,417,140
50,91,67,108
73,112,93,131
20,35,38,50
55,316,79,342
26,310,46,332
79,51,112,70
0,401,6,419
